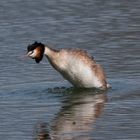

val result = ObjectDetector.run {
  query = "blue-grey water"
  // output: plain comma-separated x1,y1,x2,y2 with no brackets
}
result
0,0,140,140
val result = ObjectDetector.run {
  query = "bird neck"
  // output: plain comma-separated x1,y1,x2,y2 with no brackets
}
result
44,46,59,59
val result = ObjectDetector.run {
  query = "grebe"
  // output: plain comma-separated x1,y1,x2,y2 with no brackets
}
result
27,41,109,89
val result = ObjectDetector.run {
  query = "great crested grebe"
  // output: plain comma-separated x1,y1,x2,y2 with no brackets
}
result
27,41,109,89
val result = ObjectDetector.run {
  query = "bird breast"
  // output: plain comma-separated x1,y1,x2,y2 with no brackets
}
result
57,52,102,88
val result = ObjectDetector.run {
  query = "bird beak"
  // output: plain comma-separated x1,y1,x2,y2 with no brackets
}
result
26,51,33,57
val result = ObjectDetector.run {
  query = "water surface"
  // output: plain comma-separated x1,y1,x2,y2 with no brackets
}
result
0,0,140,139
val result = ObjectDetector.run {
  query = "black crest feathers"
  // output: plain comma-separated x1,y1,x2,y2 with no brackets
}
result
27,41,45,63
27,41,44,52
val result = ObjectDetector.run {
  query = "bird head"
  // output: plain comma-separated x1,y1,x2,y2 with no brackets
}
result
27,41,45,63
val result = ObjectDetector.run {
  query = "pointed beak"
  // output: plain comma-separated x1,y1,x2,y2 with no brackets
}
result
26,52,29,57
26,51,33,57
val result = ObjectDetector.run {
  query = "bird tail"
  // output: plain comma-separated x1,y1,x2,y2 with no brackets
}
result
107,83,111,89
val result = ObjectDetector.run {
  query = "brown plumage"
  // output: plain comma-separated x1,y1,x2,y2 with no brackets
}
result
27,41,109,89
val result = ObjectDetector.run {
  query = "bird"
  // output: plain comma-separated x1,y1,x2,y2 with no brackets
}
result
27,41,110,89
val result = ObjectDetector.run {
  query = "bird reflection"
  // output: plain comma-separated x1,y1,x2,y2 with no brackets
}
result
35,88,107,140
34,122,51,140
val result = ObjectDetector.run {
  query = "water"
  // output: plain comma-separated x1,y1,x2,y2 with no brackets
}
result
0,0,140,139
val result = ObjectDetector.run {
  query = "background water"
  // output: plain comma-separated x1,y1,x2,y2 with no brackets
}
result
0,0,140,140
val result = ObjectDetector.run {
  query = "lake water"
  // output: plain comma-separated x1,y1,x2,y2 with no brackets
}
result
0,0,140,140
